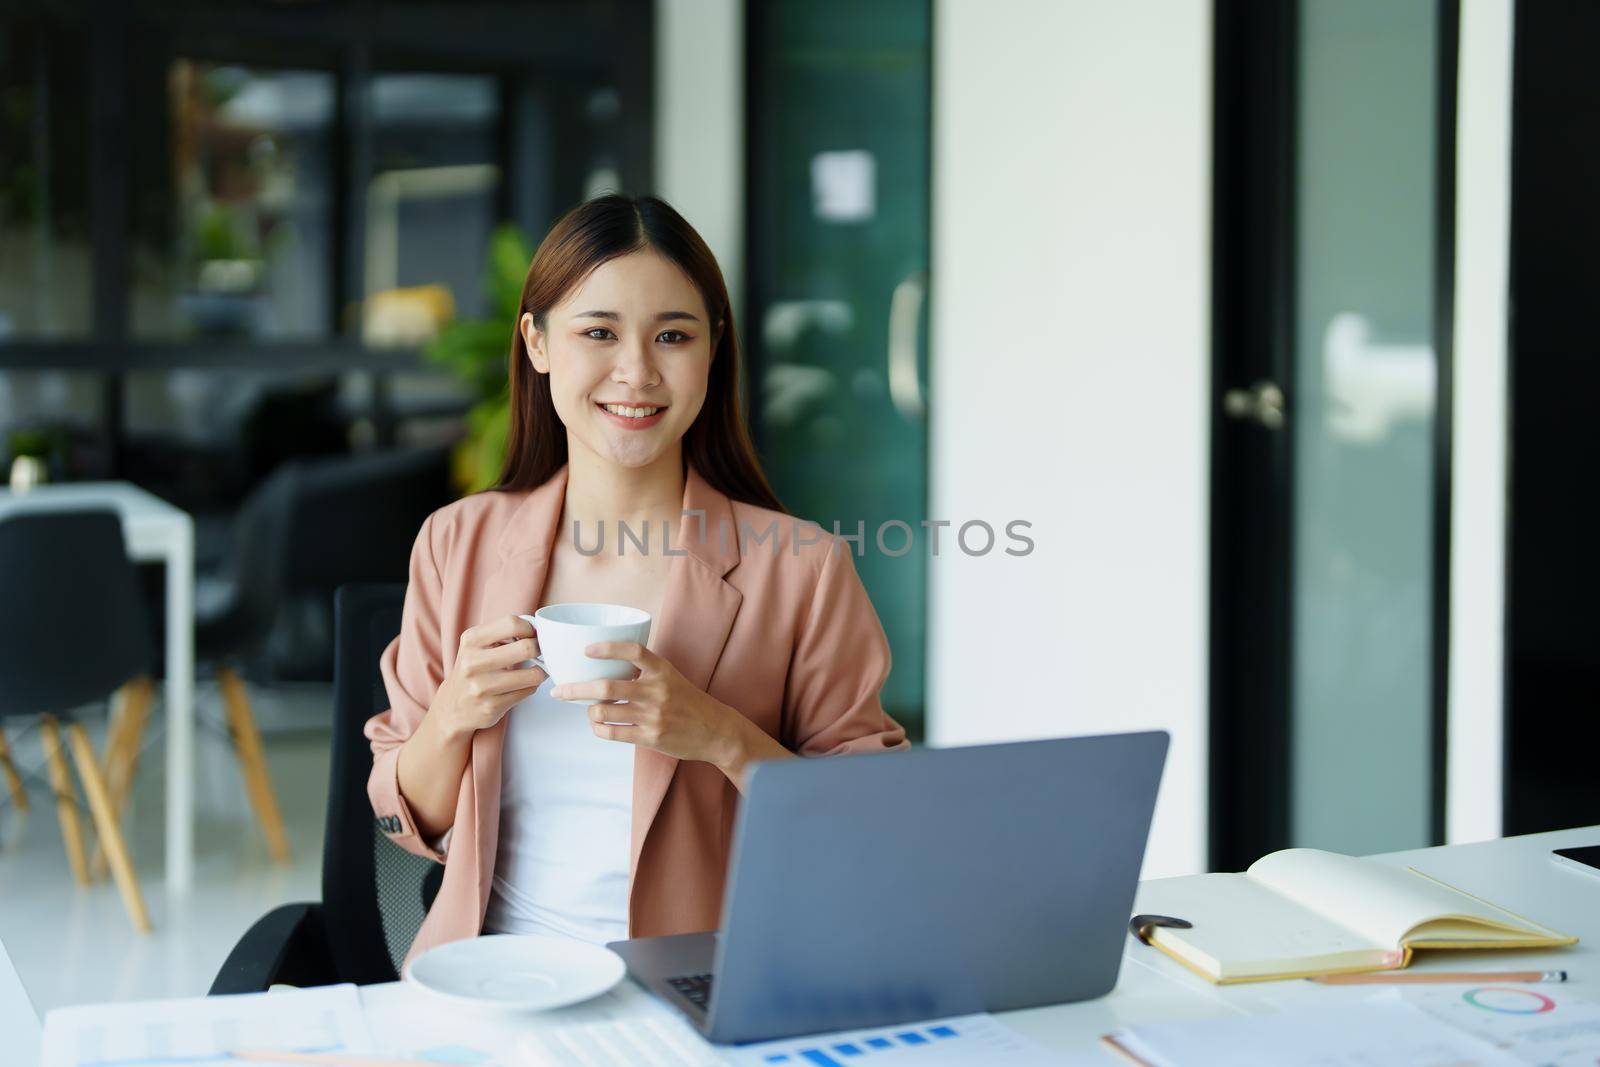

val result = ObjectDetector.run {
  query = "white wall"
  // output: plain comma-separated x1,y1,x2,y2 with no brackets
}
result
652,0,744,317
927,0,1212,877
1447,0,1514,845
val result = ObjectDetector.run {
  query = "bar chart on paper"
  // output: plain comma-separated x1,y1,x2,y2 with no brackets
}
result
41,985,374,1067
722,1013,1060,1067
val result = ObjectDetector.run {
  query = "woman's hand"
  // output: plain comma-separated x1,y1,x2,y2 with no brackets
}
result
395,615,545,842
552,642,793,791
430,615,548,739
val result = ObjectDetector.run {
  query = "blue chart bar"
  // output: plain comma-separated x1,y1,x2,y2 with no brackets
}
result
763,1023,965,1065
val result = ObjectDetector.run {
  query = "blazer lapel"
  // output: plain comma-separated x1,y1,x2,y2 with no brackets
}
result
468,465,569,915
629,462,744,878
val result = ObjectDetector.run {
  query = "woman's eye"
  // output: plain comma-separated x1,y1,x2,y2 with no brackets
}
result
657,330,690,344
583,327,615,341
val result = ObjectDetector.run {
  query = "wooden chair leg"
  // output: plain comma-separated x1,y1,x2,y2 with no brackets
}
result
0,726,27,812
66,722,152,933
218,666,290,864
100,679,132,783
91,676,154,880
39,715,89,886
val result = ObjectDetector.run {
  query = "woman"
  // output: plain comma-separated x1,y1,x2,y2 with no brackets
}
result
365,194,908,969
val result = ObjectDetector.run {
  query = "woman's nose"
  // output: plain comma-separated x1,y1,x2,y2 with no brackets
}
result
611,337,660,388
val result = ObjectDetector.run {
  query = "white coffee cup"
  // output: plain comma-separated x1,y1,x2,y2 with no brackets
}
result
518,603,652,706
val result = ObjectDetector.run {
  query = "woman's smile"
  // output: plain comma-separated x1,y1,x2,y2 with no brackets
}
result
596,401,669,429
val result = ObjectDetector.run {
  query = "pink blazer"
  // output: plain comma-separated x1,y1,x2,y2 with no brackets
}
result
365,461,909,968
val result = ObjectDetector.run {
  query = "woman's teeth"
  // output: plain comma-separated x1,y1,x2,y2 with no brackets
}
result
601,403,663,418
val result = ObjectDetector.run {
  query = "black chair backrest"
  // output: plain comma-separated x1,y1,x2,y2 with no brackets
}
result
285,448,451,593
222,463,303,651
0,510,152,720
209,449,448,682
324,582,440,982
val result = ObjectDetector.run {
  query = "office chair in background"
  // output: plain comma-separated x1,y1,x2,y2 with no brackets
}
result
0,510,154,932
209,583,443,993
124,445,450,868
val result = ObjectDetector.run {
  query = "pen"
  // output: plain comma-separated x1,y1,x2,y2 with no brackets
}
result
1310,970,1568,985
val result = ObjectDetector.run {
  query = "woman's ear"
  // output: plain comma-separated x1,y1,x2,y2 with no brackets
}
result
520,312,550,374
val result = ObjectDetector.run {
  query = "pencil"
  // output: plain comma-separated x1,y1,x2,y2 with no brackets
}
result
1310,970,1568,985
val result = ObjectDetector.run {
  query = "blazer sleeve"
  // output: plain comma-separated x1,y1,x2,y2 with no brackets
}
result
783,541,910,756
364,511,452,863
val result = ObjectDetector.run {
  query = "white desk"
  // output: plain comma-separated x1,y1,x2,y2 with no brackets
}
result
352,826,1600,1065
0,482,196,898
1,934,40,1067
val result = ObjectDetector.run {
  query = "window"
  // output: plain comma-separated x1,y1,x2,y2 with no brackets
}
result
0,18,92,340
129,60,336,340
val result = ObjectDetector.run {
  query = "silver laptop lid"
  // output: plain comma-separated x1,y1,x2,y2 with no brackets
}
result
706,730,1168,1044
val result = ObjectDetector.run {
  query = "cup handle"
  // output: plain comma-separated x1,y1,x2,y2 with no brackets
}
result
516,615,547,674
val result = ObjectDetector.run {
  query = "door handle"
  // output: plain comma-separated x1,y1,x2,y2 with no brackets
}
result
887,271,928,419
1222,380,1286,430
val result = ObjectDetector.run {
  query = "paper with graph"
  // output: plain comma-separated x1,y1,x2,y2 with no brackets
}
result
41,983,373,1067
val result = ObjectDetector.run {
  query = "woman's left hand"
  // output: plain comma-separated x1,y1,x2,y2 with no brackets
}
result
552,642,791,789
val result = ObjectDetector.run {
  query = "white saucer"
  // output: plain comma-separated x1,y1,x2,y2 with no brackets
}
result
403,933,626,1013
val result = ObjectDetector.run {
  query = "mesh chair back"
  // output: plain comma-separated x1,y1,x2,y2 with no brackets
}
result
324,582,440,982
0,510,151,719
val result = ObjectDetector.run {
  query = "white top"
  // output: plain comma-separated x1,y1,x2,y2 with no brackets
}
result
479,679,635,945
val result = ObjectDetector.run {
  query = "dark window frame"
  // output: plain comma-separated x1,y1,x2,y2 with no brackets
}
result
2,0,653,468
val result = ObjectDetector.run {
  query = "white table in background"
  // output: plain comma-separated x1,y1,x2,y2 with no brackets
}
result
352,825,1600,1064
0,482,196,898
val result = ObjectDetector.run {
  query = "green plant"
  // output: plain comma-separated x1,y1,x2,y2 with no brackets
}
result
6,428,55,459
195,200,254,262
424,223,534,494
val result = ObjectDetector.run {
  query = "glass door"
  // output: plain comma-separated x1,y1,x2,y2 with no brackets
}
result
1288,0,1445,855
1211,0,1454,867
746,0,931,735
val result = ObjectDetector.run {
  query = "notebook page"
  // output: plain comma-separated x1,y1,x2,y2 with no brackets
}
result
1247,849,1539,948
1137,872,1385,977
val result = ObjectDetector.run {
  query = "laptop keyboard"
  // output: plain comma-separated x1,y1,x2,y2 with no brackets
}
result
666,972,714,1011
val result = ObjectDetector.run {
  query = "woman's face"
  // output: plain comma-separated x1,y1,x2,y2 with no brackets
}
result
522,248,718,471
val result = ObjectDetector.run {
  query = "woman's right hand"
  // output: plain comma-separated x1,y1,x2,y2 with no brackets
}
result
430,615,548,739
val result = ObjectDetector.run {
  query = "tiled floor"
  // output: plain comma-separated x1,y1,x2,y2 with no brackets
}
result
0,682,332,1014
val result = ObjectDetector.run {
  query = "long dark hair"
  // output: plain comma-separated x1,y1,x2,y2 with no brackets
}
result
495,194,785,514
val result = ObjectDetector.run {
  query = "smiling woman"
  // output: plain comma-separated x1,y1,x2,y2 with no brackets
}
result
496,196,784,508
362,194,909,968
523,252,714,460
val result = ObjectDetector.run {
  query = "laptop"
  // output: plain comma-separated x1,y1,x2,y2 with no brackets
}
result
608,730,1168,1045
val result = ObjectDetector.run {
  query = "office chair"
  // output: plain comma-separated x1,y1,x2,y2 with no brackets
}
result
0,511,154,932
273,446,452,682
128,447,449,868
210,583,444,993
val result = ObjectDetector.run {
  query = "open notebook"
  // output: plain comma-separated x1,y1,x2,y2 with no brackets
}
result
1135,848,1576,983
